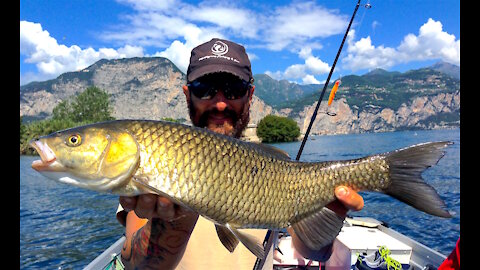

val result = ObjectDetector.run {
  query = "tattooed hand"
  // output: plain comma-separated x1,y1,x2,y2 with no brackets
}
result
119,194,199,269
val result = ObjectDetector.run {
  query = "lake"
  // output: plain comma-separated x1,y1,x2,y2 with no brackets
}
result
20,128,460,269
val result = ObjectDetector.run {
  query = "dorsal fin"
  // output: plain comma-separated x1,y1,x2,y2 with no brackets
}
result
252,142,291,160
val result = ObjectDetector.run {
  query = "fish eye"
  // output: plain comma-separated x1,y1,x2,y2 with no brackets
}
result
66,134,82,147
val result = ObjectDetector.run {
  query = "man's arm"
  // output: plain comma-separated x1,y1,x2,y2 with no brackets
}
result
288,186,364,261
119,194,199,270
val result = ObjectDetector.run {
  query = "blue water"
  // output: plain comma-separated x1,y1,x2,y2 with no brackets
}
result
20,128,460,269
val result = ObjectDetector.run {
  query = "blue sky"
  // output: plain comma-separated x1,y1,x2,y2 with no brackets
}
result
20,0,460,86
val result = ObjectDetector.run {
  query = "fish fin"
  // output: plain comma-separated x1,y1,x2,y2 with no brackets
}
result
132,176,162,195
215,224,239,253
291,207,345,250
384,141,453,218
226,223,265,259
252,143,291,160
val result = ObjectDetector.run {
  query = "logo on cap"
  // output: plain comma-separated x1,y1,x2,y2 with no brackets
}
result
211,41,228,56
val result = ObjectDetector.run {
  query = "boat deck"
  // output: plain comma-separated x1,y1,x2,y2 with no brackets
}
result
84,217,447,270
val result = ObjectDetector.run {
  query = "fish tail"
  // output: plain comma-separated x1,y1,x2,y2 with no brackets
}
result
384,141,453,218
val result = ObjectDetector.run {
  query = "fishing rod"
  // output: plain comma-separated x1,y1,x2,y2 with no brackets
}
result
296,0,369,161
253,1,371,269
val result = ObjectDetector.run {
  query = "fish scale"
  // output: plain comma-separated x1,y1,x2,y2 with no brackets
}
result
30,119,452,258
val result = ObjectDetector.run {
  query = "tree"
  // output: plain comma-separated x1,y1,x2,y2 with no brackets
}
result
52,86,114,123
256,115,300,143
20,116,25,145
21,86,115,155
71,86,114,122
52,100,73,122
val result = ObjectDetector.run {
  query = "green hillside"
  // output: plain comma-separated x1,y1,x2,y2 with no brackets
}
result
254,67,459,116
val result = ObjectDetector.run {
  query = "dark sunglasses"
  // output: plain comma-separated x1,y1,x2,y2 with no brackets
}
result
188,78,252,100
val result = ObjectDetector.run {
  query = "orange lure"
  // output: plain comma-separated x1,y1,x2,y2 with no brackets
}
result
327,80,341,106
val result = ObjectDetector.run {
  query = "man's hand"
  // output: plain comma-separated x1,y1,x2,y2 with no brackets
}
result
119,194,187,221
327,185,364,216
119,194,199,270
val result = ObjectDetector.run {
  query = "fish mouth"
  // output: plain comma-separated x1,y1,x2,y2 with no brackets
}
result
29,139,58,171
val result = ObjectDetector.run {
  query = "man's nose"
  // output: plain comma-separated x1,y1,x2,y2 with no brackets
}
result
212,90,228,111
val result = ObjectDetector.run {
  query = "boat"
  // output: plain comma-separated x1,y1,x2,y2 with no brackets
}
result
84,216,447,270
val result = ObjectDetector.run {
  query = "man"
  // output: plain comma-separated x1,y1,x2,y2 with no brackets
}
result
117,38,364,269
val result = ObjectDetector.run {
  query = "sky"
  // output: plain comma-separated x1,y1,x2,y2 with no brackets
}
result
20,0,460,86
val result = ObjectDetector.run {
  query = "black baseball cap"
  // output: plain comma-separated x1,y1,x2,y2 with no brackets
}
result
187,38,253,83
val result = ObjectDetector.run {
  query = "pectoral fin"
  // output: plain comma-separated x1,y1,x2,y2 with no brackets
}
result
132,176,162,195
291,207,345,250
215,224,239,253
226,223,265,259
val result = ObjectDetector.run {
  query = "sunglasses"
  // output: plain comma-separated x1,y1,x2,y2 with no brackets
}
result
188,78,252,100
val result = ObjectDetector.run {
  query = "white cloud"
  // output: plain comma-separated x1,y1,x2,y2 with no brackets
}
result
153,40,192,73
99,1,254,74
150,25,223,73
342,18,460,72
116,0,179,11
305,56,330,75
99,0,346,70
20,21,144,85
284,64,307,79
263,2,348,51
108,0,346,52
184,5,258,38
397,18,459,65
302,74,321,85
263,45,330,85
342,30,398,71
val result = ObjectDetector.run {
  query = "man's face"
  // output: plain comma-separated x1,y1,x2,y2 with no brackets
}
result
183,73,254,138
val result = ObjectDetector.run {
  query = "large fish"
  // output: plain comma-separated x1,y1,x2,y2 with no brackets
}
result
29,120,452,259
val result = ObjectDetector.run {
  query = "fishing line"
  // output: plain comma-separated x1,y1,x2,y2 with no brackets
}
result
355,0,371,35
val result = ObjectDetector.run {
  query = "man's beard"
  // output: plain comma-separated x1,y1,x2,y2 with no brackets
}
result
187,100,250,138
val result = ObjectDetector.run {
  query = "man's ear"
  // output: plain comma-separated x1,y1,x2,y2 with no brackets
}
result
249,85,255,101
183,85,190,103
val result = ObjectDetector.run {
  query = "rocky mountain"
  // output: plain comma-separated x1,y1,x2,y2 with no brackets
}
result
20,57,277,126
253,74,319,108
430,61,460,80
254,63,460,135
21,57,190,122
296,92,459,135
20,57,460,136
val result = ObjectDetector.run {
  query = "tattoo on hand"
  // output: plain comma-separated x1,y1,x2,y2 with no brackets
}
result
122,218,192,268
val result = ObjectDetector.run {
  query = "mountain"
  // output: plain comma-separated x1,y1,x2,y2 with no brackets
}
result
19,57,274,125
252,74,319,108
21,57,189,122
20,57,460,135
429,61,460,79
266,66,459,116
